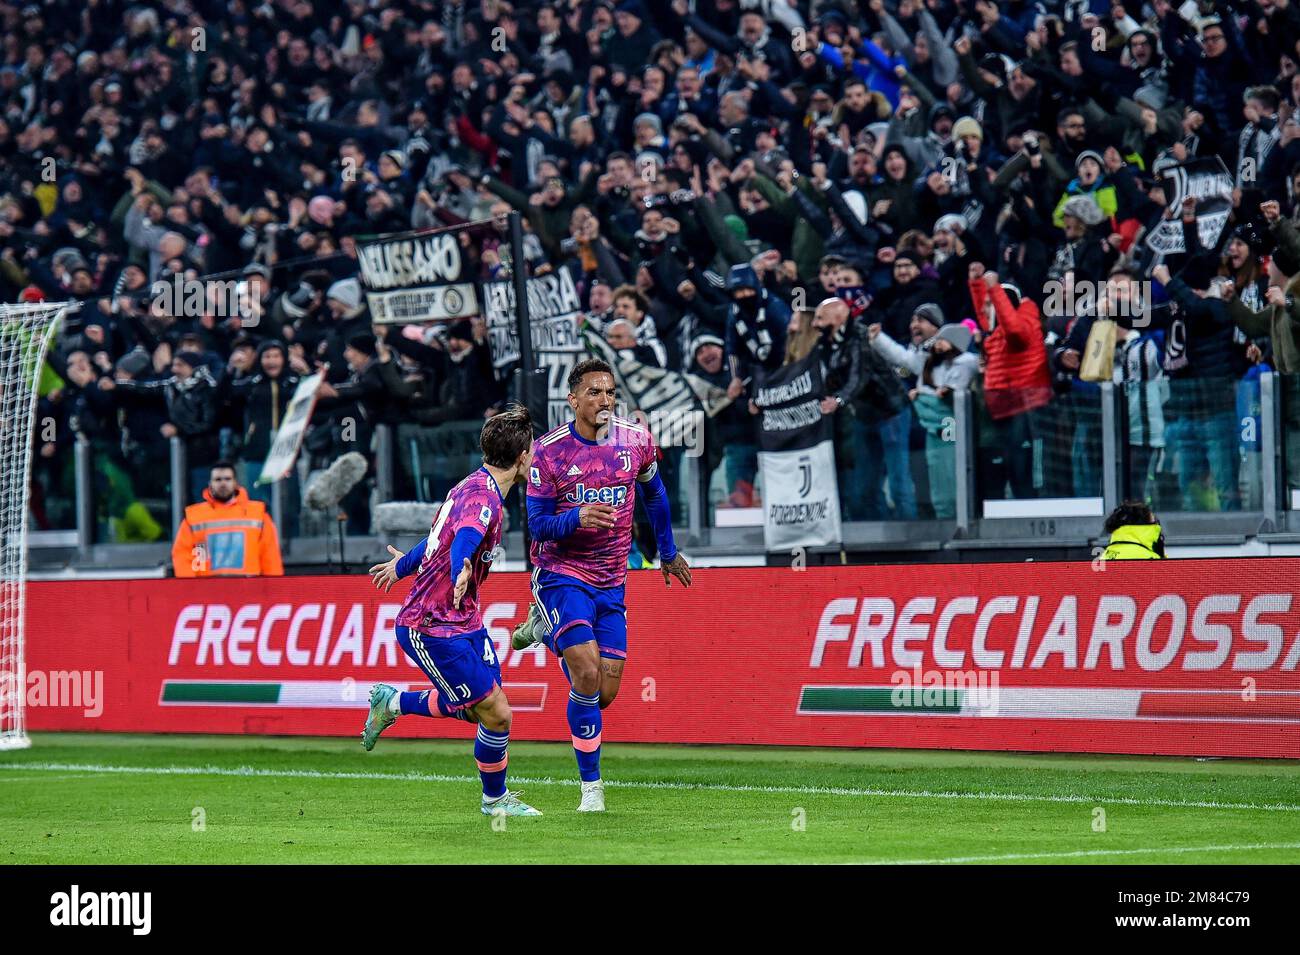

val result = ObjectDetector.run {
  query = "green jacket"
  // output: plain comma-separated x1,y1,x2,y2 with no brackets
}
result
1103,523,1164,560
750,174,825,285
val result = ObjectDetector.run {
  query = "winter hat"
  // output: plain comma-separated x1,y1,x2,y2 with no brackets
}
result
116,346,151,377
634,112,663,135
447,319,474,342
952,116,983,141
327,278,363,312
934,213,968,234
723,214,749,243
928,102,955,128
18,285,44,303
174,350,204,371
1230,220,1269,254
1000,283,1023,309
1075,149,1104,172
978,53,1007,82
1133,84,1167,111
912,303,944,328
381,149,407,171
1062,195,1105,227
933,322,973,352
690,333,724,356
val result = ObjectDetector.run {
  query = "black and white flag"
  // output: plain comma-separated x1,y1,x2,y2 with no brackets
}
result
752,352,841,551
1145,158,1234,257
356,229,478,324
483,270,585,428
582,329,732,451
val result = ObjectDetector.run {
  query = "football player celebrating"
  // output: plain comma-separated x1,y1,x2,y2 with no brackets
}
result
517,359,692,811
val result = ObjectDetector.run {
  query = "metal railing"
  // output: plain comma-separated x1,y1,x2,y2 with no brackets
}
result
49,373,1299,563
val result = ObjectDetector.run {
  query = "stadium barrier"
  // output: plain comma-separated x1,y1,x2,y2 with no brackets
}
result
23,562,1300,757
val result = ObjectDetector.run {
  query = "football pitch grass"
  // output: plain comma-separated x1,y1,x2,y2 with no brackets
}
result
2,733,1299,865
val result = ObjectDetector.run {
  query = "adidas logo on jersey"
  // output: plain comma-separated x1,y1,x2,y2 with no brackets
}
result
567,465,582,476
565,483,629,507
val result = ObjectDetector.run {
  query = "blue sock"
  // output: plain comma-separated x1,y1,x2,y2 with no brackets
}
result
567,688,602,782
399,690,468,720
399,690,432,716
475,725,509,799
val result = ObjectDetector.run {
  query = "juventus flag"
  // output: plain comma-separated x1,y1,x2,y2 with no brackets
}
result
753,352,842,552
1144,157,1234,257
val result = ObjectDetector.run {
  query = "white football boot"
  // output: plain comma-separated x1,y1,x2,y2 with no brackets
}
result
577,779,605,812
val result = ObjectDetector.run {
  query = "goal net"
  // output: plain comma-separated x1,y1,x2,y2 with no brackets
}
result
0,301,71,750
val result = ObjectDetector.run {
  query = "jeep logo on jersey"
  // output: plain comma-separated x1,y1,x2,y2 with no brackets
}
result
564,483,629,507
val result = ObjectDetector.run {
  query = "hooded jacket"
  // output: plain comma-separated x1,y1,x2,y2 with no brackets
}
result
171,486,284,578
724,264,790,379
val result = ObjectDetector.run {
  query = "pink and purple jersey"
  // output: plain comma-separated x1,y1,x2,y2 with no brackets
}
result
528,417,658,588
397,467,504,638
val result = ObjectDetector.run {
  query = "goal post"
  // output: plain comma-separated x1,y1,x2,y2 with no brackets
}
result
0,301,73,751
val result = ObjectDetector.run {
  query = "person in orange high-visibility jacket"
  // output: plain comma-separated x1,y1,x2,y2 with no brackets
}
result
172,461,284,577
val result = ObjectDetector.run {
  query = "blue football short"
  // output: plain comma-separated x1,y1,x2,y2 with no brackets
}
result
530,568,628,660
396,625,500,712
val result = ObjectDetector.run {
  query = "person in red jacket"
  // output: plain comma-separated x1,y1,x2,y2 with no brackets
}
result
969,262,1053,499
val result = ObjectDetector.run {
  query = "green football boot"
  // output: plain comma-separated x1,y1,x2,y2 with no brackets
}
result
361,683,399,751
511,602,545,651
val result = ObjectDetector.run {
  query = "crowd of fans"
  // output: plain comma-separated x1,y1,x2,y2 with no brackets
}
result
7,0,1300,543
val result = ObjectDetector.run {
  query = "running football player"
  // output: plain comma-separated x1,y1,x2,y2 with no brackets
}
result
361,404,542,817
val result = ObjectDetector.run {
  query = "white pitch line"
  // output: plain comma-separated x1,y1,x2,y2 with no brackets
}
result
876,842,1300,865
2,761,1299,814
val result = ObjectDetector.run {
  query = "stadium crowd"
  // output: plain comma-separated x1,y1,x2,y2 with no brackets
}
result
5,0,1300,542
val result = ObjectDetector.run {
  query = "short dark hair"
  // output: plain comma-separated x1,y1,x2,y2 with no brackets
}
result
567,358,614,394
210,460,237,477
1057,106,1084,126
1103,500,1157,534
480,403,534,468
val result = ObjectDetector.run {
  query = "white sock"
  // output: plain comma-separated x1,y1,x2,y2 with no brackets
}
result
482,791,504,804
386,691,402,716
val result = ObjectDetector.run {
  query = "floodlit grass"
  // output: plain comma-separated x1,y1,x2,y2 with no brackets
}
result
2,733,1299,864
